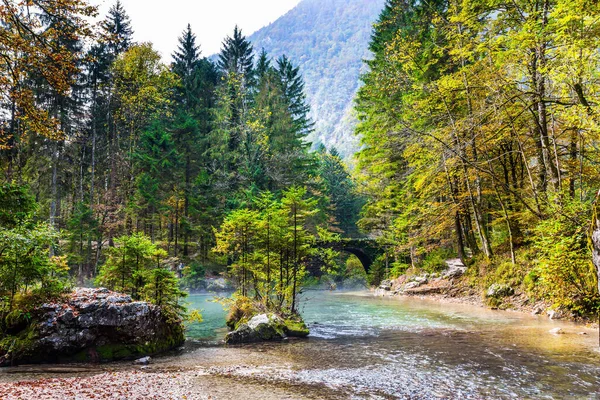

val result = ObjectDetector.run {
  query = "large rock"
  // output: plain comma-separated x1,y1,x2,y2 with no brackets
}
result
225,313,309,344
442,258,467,279
486,283,514,298
0,288,185,366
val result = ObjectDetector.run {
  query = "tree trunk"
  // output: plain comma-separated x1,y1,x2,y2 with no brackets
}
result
592,191,600,347
183,154,191,257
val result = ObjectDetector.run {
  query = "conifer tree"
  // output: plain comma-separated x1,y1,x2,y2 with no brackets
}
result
256,49,271,80
171,24,218,257
218,25,254,80
275,55,313,137
101,0,134,61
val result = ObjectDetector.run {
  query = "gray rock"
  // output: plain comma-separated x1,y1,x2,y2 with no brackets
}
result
379,280,393,291
486,283,514,298
404,281,422,290
134,356,152,365
225,313,287,344
0,287,184,366
442,258,467,279
547,308,566,320
413,276,428,285
225,324,256,344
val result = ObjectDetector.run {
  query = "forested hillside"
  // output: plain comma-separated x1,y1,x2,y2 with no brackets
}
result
250,0,386,157
356,0,600,317
0,0,365,329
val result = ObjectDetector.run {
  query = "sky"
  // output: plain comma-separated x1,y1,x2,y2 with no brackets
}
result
92,0,302,59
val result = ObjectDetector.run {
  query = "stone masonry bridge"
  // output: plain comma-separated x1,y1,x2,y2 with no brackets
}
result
316,238,383,273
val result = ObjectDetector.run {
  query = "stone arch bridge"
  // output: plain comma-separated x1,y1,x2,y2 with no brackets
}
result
316,238,382,273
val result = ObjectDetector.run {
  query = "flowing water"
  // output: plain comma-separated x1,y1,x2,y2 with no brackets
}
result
2,291,599,399
171,291,600,399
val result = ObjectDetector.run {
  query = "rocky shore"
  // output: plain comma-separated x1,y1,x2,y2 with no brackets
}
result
0,288,185,366
374,259,597,325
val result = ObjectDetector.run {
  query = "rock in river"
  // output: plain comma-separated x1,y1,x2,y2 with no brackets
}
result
0,288,185,366
225,313,309,344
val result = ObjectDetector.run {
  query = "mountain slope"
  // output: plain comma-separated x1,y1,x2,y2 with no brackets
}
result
249,0,386,158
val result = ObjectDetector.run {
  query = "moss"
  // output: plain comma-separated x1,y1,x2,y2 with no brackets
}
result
0,323,41,365
283,318,309,337
486,297,502,309
71,349,91,362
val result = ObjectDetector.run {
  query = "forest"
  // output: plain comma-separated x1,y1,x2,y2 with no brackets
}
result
2,0,600,339
0,0,364,326
2,0,600,397
357,0,600,317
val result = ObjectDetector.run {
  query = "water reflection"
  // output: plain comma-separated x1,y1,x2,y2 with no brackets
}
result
182,290,600,398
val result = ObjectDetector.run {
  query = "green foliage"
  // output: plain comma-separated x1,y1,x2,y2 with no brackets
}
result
180,262,206,291
355,0,600,316
367,258,387,287
343,254,368,288
389,261,410,279
315,147,365,236
96,233,186,314
420,248,454,274
214,187,328,313
0,185,68,314
531,202,599,316
224,295,260,330
0,184,37,228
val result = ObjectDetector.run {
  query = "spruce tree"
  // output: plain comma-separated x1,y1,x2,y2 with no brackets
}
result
275,55,313,139
256,49,271,80
101,0,134,60
218,25,254,81
171,24,218,257
172,24,201,94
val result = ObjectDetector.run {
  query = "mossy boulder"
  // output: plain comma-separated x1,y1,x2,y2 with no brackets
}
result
0,288,185,366
283,318,309,337
225,313,310,344
486,283,514,298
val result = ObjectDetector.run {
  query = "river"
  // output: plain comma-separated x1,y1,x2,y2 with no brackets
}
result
174,290,600,398
2,291,600,399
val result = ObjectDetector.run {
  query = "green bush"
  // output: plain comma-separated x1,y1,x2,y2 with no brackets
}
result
530,201,599,317
420,248,454,273
181,262,206,291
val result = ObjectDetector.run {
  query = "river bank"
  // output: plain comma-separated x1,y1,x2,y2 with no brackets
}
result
2,291,599,399
373,264,600,328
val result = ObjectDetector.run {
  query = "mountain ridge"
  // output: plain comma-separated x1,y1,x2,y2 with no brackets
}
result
248,0,386,158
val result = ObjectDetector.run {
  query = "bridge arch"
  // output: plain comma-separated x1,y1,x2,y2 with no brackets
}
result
340,247,374,273
315,238,381,273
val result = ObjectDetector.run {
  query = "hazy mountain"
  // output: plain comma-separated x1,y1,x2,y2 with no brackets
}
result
249,0,386,158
